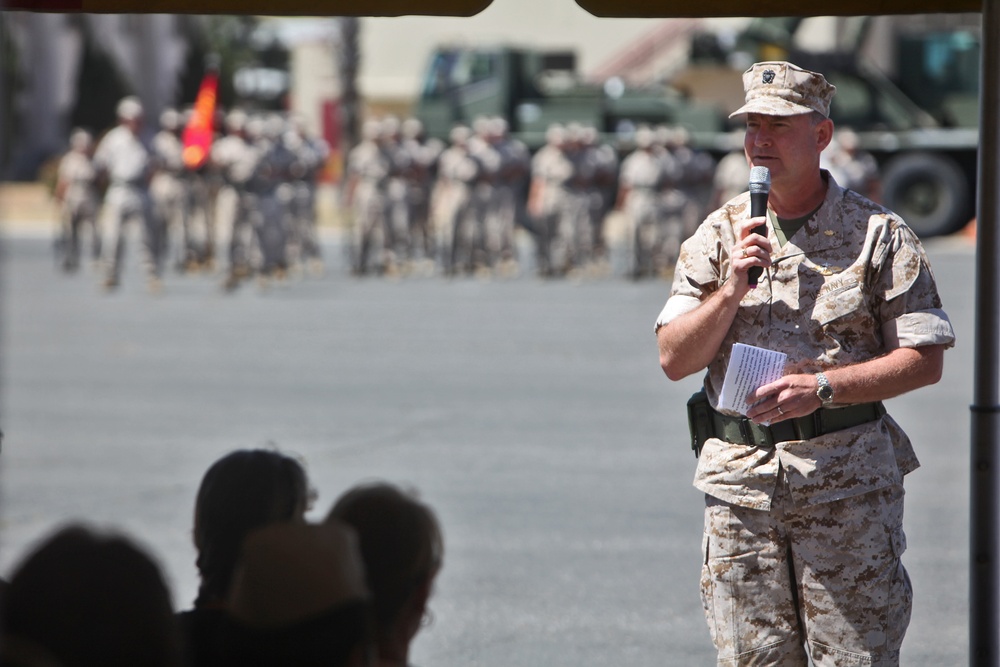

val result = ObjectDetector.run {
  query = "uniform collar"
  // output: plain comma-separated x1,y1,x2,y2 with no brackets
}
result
776,170,845,257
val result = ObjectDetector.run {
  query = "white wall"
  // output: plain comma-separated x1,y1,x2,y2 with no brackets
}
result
357,1,668,101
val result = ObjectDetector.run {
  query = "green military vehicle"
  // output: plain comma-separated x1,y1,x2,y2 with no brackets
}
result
413,45,727,151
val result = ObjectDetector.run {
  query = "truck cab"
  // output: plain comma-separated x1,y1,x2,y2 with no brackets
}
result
414,45,725,150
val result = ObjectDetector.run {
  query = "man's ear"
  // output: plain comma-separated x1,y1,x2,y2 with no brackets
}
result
816,118,835,153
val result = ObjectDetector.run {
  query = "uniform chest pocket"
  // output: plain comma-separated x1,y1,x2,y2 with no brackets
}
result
813,281,866,326
811,282,879,357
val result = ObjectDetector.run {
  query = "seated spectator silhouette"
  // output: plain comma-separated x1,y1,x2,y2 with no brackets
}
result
0,523,180,667
217,520,372,666
178,448,313,666
326,482,444,667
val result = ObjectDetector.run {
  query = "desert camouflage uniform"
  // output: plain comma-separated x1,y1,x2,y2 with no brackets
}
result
212,118,262,287
54,132,101,271
285,125,330,272
562,127,596,270
710,149,751,211
655,172,955,666
252,116,295,279
585,131,618,265
491,125,530,271
619,144,666,278
92,121,159,288
150,113,190,271
435,130,481,275
399,122,442,265
346,132,392,275
529,132,575,276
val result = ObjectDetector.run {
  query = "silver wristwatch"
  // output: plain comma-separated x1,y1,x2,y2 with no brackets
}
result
816,372,835,407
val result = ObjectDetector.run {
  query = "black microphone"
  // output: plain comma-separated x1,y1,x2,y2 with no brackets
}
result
747,166,770,287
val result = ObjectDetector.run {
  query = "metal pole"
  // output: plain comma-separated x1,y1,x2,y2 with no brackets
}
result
971,1,1000,664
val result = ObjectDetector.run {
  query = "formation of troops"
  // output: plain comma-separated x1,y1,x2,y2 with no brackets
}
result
52,95,880,292
54,96,330,293
346,115,720,280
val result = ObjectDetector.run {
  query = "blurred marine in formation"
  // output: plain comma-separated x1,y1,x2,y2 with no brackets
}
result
345,119,393,276
433,123,481,276
527,123,574,277
54,128,101,273
212,109,262,291
618,124,715,279
150,108,193,273
92,96,162,292
399,117,443,271
286,113,331,276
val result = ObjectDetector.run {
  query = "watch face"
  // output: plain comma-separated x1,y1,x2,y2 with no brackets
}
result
818,385,834,401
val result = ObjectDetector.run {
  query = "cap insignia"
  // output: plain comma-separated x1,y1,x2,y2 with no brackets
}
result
762,70,776,84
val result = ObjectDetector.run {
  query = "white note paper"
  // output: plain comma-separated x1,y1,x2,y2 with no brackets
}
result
717,343,788,416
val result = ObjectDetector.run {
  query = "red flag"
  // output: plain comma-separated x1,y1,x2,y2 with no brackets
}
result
182,69,219,170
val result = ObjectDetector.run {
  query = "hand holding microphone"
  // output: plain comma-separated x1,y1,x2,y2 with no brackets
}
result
747,166,770,287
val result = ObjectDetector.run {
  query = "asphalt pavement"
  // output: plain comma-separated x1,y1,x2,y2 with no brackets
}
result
0,225,975,666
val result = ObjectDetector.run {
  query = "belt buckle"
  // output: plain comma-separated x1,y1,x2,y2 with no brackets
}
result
758,422,776,448
739,418,775,448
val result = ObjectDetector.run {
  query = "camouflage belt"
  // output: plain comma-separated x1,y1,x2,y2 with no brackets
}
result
710,401,887,448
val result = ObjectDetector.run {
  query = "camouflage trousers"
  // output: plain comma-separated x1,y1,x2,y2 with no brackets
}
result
701,480,911,666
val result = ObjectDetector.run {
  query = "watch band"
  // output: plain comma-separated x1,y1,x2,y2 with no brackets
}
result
816,372,834,406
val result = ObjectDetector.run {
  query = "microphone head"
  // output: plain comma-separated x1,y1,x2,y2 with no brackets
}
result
749,166,770,194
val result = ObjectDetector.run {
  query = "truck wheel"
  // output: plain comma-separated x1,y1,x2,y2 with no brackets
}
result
880,152,970,238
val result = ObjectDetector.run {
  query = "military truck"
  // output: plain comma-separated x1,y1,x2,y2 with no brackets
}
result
413,45,726,151
414,16,981,238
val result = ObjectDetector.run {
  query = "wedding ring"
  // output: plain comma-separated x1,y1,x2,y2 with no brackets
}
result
777,406,784,415
742,248,748,258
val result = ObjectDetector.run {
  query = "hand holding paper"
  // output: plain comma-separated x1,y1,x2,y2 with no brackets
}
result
717,343,788,415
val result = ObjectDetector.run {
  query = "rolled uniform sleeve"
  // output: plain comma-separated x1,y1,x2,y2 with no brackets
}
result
653,202,742,333
870,218,956,350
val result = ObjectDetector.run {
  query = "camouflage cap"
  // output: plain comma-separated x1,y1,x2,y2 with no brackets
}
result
729,61,836,119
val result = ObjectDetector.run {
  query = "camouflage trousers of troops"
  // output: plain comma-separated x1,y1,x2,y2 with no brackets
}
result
101,183,163,287
701,477,910,666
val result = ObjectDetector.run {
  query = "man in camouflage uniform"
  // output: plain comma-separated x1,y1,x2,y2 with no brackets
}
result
822,128,882,203
92,96,161,292
285,113,330,276
345,119,392,276
54,128,101,272
434,124,481,276
488,117,530,275
149,108,191,273
654,62,955,666
582,125,618,272
211,109,261,290
528,124,574,277
399,117,442,271
618,125,667,279
252,113,295,283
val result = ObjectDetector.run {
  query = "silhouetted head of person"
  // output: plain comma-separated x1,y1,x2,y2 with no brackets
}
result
219,521,373,667
326,482,443,664
192,448,311,608
0,523,180,667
